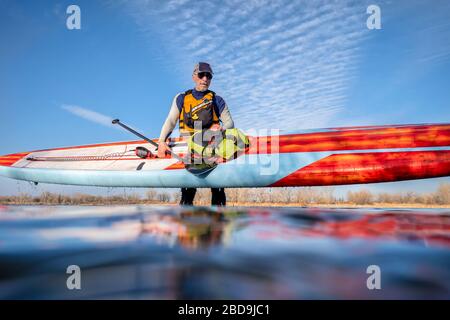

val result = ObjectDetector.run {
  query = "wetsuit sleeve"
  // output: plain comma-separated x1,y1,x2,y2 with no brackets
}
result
219,104,235,129
214,95,234,129
158,94,181,142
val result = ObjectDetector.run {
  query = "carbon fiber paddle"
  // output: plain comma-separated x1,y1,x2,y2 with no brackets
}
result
112,119,216,176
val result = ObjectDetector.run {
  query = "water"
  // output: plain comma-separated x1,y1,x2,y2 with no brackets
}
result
0,205,449,299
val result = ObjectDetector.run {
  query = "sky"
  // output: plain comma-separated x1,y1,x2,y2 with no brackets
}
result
0,0,449,197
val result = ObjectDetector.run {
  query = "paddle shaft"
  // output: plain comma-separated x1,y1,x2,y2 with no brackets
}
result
112,119,184,162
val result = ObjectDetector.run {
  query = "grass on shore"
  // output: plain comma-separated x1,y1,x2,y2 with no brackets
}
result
1,183,450,208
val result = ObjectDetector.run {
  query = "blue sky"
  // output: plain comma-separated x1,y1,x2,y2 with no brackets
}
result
0,0,449,197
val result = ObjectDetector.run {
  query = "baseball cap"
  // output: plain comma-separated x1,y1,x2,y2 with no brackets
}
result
193,62,214,75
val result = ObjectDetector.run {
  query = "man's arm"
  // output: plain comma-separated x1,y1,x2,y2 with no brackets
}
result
219,104,234,129
214,95,234,129
157,94,181,158
158,94,181,143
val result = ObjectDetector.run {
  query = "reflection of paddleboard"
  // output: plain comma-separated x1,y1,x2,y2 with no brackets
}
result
1,123,450,188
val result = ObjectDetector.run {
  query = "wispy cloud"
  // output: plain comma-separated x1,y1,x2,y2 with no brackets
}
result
61,104,147,134
117,0,371,130
61,104,117,129
410,2,450,65
416,23,450,65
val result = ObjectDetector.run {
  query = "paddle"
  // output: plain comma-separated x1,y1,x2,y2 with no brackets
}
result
112,119,216,176
112,119,184,162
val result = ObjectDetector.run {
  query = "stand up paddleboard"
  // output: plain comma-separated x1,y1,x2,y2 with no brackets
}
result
1,123,449,188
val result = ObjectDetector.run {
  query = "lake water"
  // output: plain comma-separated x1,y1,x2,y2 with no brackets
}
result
0,205,449,299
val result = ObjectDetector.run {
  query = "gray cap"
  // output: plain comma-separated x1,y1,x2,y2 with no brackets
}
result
193,62,214,75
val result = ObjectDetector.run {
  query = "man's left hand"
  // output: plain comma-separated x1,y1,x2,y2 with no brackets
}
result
210,124,223,131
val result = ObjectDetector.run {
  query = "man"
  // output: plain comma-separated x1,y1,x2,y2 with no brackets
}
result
157,62,234,206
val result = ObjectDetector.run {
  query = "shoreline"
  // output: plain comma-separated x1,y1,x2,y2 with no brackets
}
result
2,183,449,208
1,201,449,209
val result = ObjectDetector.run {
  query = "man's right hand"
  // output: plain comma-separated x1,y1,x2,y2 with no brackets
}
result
157,142,169,158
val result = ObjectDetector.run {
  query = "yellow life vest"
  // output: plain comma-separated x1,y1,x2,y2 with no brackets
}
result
179,90,219,135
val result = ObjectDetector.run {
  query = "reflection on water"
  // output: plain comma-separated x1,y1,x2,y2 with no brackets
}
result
0,205,449,299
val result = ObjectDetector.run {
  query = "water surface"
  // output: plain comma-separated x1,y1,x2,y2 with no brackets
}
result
0,205,449,299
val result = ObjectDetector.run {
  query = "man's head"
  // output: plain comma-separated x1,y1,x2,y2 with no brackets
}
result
192,62,213,92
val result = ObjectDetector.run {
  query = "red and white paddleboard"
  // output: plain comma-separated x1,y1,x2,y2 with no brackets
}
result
1,123,449,188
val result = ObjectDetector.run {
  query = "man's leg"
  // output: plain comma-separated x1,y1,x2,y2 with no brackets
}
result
211,188,226,206
180,188,197,205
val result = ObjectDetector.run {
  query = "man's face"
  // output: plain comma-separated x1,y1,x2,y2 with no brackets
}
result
193,72,212,92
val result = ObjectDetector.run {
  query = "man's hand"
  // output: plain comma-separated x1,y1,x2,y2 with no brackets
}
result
210,123,223,131
157,141,169,158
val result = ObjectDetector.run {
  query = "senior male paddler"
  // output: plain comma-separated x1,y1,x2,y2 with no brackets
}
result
157,62,235,206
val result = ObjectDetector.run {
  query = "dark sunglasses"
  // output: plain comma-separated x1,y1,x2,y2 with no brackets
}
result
197,72,213,80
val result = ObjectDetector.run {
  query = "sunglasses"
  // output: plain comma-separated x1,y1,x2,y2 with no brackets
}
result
197,72,213,80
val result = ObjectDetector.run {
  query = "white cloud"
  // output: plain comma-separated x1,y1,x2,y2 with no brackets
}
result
119,0,371,130
61,104,147,135
61,104,117,129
